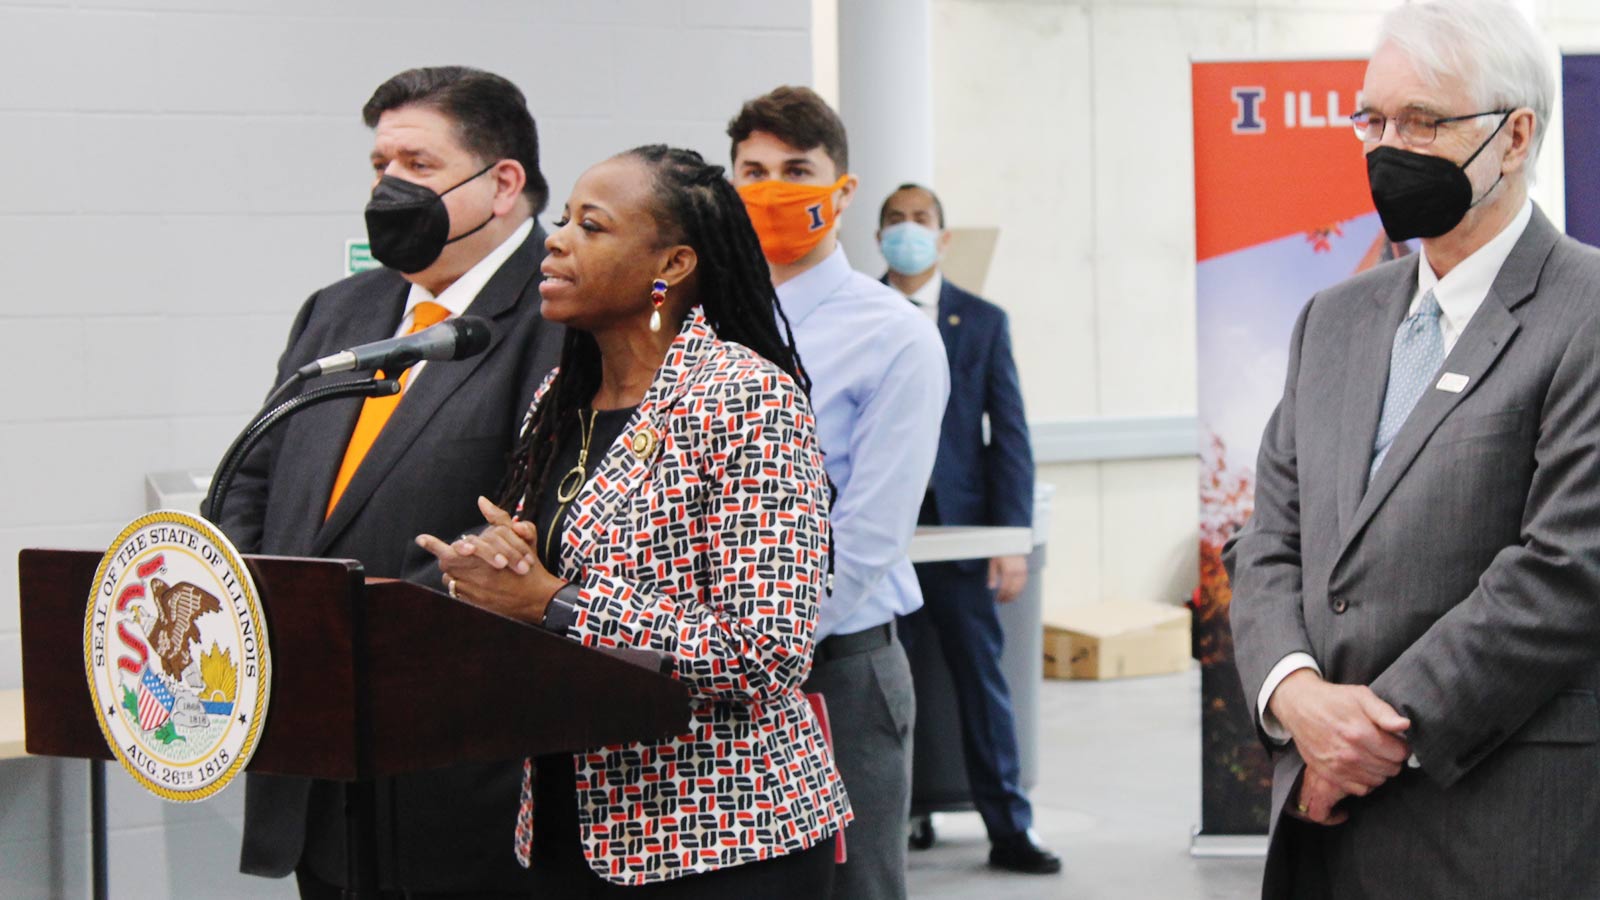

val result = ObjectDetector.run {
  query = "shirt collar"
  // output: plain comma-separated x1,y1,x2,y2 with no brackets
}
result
908,271,943,308
775,244,855,326
404,217,534,318
1415,198,1533,323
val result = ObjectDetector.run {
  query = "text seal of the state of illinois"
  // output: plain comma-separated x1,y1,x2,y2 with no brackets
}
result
83,510,270,802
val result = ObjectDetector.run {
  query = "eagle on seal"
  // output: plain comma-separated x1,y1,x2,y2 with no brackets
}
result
145,579,222,679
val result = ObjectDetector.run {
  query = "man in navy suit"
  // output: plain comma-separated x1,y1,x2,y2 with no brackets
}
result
878,184,1058,875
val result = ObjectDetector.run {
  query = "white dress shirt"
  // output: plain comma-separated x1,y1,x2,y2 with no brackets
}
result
392,217,533,390
906,270,943,325
1256,199,1534,743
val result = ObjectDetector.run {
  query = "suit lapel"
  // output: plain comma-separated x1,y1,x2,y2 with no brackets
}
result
278,279,409,554
1340,300,1519,550
557,308,715,576
1335,208,1559,564
1335,260,1415,535
937,279,964,353
313,230,543,554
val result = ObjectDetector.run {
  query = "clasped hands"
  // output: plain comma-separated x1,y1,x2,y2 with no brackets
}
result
415,496,565,625
1268,669,1412,827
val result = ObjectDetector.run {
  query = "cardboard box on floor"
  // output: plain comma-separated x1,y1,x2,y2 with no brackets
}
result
1044,601,1192,680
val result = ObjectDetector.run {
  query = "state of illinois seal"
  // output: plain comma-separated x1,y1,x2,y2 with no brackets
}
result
83,510,270,802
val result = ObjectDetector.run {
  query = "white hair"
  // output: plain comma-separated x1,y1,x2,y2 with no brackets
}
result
1378,0,1554,177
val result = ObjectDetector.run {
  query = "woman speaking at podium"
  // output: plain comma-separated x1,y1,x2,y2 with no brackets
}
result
416,144,849,897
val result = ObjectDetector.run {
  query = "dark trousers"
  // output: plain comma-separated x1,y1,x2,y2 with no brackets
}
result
1271,816,1335,900
802,638,915,900
901,561,1032,840
523,753,836,899
294,867,530,900
245,760,536,894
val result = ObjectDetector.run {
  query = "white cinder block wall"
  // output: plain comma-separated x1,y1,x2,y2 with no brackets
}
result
0,2,810,897
929,0,1600,623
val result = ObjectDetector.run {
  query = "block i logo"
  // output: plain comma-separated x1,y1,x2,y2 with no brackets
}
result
1232,86,1267,134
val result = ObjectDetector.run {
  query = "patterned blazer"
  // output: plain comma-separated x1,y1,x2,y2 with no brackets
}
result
529,306,851,885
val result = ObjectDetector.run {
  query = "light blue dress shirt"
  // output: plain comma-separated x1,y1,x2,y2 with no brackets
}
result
776,246,950,639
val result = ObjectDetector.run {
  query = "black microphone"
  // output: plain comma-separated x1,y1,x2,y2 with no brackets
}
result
297,316,491,378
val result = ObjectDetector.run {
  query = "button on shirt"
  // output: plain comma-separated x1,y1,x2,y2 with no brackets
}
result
777,246,950,639
393,218,533,390
1257,198,1534,745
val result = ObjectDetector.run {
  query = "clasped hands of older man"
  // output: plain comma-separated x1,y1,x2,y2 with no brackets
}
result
415,496,567,627
1268,669,1413,827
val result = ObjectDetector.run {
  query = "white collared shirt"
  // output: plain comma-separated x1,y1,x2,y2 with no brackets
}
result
393,217,533,389
1256,198,1535,745
1410,198,1534,354
907,270,943,325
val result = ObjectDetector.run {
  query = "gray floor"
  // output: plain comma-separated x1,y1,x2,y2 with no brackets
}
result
907,668,1263,900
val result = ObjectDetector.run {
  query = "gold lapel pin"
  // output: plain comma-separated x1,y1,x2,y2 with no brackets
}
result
629,428,659,460
947,314,961,326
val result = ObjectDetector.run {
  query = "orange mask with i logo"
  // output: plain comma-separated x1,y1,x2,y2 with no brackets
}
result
736,175,852,265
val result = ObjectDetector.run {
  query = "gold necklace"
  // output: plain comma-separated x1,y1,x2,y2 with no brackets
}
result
546,408,599,563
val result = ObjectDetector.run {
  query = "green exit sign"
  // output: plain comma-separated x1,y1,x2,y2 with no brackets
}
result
345,239,381,277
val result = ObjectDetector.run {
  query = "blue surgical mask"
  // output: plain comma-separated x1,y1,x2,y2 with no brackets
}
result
880,222,941,276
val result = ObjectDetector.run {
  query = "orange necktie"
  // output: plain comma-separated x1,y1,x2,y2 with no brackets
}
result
325,301,450,518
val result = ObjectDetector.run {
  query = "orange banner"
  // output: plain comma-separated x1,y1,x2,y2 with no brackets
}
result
1193,59,1373,261
1192,57,1383,838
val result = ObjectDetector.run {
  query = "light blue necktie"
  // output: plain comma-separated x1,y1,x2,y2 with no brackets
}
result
1370,289,1445,481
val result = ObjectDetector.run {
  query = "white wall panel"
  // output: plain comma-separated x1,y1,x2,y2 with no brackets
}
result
932,1,1097,421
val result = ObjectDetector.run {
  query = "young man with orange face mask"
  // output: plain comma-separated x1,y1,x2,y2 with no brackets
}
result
729,86,950,900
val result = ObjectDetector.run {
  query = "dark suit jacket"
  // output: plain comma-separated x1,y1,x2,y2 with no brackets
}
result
1225,206,1600,899
221,227,563,891
900,277,1033,572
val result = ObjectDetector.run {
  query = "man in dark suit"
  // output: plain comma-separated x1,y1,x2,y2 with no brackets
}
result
219,66,563,898
878,184,1057,875
1227,3,1600,897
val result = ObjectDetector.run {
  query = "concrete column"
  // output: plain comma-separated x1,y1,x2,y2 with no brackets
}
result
835,0,934,275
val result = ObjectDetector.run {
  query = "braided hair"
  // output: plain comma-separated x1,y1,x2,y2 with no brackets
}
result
499,145,811,516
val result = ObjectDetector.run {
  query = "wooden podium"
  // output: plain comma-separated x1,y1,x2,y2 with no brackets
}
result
17,548,692,897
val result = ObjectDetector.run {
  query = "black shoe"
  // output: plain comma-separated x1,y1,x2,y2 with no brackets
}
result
908,814,936,851
988,832,1062,874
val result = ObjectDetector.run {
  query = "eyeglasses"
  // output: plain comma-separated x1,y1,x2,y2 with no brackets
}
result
1350,109,1511,146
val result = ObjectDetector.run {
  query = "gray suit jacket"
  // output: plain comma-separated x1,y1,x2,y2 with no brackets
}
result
221,227,563,891
1226,206,1600,899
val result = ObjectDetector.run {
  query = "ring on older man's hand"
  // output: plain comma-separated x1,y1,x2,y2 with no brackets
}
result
446,577,460,600
1297,803,1308,814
